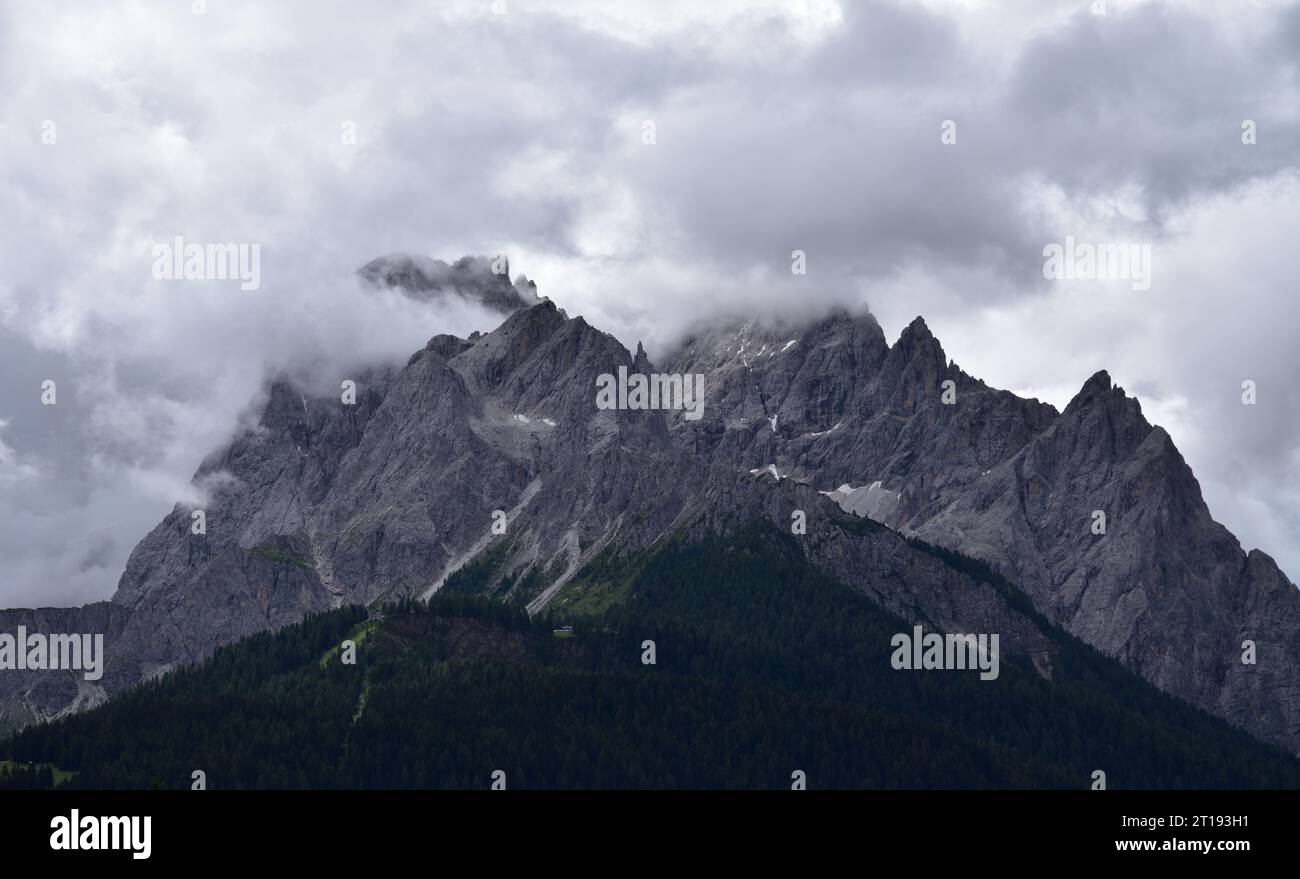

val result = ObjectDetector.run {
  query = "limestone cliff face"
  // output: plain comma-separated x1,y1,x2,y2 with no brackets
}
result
3,289,1298,758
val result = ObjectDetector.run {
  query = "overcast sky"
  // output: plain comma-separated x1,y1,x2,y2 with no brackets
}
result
2,0,1299,607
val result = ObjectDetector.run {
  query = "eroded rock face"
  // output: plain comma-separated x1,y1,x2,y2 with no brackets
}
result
4,285,1299,758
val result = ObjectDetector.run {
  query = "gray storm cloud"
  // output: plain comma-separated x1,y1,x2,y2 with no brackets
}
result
1,0,1299,606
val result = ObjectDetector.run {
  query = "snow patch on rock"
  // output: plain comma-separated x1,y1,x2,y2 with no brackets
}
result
821,480,900,522
804,422,841,438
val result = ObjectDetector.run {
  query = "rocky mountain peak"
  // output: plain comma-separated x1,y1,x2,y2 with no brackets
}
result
452,299,569,393
1056,368,1151,464
891,315,944,360
872,315,950,413
1065,369,1144,413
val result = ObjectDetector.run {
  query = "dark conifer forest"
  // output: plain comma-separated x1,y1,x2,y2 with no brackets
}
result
5,525,1298,790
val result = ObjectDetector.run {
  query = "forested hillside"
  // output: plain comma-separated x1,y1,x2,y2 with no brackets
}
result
5,525,1298,789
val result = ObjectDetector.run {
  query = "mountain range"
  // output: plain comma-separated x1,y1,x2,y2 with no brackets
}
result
3,254,1298,768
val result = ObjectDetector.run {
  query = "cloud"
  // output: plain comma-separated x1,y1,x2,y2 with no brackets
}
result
1,0,1299,605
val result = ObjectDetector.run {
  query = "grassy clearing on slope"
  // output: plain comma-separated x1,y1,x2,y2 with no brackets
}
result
319,618,380,667
0,759,76,785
